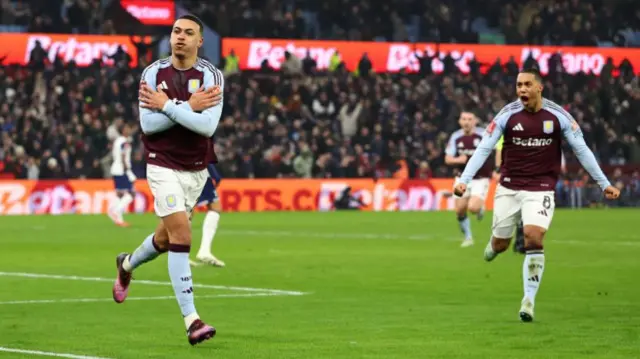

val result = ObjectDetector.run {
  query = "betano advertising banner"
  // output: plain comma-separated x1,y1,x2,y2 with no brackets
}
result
0,179,497,215
120,0,175,26
2,33,142,67
222,38,640,76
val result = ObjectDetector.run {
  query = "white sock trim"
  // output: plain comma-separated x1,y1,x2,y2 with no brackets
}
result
184,312,200,329
122,255,133,272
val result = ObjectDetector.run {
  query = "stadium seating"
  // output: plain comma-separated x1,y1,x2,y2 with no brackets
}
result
0,0,638,207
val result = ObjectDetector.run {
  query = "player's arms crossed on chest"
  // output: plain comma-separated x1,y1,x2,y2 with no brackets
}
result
162,61,224,137
542,100,611,190
139,59,224,137
459,104,514,184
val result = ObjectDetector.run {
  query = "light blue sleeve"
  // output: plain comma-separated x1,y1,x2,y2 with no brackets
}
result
444,131,461,156
459,113,508,184
550,108,611,190
139,63,176,135
161,68,224,138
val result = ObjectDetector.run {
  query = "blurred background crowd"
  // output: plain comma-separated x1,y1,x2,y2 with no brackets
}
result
0,0,639,207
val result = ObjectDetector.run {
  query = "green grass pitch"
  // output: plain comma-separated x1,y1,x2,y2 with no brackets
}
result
1,209,639,358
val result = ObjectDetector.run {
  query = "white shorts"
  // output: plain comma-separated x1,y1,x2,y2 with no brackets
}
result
492,184,555,239
456,177,490,201
147,164,209,217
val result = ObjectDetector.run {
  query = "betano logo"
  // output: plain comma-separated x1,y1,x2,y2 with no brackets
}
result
25,35,130,66
126,5,171,20
121,0,175,25
512,137,553,147
1,33,141,67
223,38,640,76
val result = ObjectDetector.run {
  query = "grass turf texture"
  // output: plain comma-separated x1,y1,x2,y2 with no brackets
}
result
0,210,638,359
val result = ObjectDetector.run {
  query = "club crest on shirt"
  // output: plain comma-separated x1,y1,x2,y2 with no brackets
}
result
543,120,554,134
188,79,200,93
473,138,480,147
166,194,177,208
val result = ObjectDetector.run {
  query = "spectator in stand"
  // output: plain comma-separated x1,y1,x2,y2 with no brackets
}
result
176,0,639,46
281,51,303,76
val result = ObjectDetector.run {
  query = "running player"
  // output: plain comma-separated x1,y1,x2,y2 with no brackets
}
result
454,68,619,322
108,123,135,227
111,15,224,345
445,111,493,247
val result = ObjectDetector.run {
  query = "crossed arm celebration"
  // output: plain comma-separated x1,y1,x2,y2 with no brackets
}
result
138,68,224,137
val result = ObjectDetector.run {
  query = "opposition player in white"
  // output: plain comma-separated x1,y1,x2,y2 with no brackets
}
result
190,163,225,267
454,68,619,322
111,15,224,345
445,112,493,248
108,123,136,227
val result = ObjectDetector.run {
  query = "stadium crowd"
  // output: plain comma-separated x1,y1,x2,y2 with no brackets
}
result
181,0,640,46
1,0,639,206
3,0,638,46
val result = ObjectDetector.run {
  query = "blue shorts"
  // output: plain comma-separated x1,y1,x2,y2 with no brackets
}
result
197,179,219,206
113,175,133,191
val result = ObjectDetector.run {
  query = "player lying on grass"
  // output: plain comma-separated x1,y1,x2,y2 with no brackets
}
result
454,68,619,322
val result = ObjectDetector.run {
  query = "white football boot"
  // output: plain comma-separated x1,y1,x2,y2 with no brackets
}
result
460,237,474,248
196,253,226,267
519,296,535,322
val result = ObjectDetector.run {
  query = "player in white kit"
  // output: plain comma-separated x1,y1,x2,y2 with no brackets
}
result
108,123,136,227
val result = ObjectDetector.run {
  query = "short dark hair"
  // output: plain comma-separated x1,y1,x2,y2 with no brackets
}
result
520,68,543,82
177,14,204,35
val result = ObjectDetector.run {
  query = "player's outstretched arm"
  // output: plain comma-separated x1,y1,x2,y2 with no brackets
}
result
459,117,506,185
560,116,611,190
162,70,224,138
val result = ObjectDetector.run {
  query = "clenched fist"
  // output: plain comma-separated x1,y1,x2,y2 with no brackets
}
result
453,183,467,197
604,185,620,200
188,86,222,112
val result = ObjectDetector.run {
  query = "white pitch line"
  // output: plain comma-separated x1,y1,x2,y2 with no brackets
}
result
0,347,112,359
216,229,640,247
219,229,436,241
0,272,306,296
0,293,278,306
